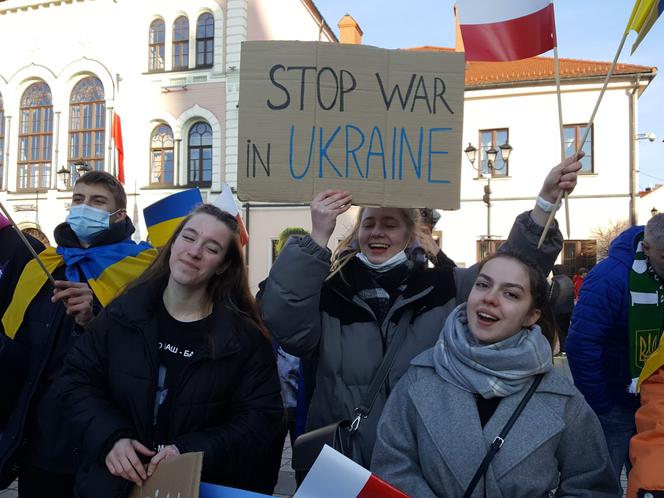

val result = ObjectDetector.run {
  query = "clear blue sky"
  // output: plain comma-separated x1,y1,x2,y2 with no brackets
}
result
314,0,664,189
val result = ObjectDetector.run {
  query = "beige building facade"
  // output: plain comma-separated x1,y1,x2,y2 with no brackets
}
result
0,0,658,292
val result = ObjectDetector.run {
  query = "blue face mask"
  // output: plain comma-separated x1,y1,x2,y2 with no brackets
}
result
66,204,116,243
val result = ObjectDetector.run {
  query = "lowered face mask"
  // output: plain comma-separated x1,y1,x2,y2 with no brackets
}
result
66,204,118,243
356,249,408,273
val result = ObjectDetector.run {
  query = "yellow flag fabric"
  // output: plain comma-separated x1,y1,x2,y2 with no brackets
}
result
2,248,62,339
638,332,664,391
626,0,663,53
2,244,157,339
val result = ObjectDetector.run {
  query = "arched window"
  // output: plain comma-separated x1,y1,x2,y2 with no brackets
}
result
173,16,189,70
17,82,53,192
0,92,4,188
68,77,105,187
150,124,174,186
149,19,166,71
196,13,214,68
188,121,212,187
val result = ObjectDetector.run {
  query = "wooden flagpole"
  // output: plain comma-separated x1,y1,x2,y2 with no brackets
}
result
0,200,56,286
553,46,571,239
537,30,630,248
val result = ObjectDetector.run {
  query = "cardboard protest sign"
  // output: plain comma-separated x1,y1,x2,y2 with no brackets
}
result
129,452,202,498
237,41,465,209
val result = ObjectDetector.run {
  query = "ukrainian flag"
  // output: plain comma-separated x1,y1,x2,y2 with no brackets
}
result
2,241,157,339
144,188,203,248
626,0,664,53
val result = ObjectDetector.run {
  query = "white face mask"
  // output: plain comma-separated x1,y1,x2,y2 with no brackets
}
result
356,249,408,273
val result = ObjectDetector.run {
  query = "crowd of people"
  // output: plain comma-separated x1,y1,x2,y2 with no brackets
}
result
0,154,663,498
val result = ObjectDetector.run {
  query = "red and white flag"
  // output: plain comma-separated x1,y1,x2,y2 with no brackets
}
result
111,111,125,184
212,182,249,246
293,445,410,498
458,0,557,61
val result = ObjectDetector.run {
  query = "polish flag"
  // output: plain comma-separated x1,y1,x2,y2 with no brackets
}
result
458,0,557,62
111,111,125,184
293,445,410,498
212,182,249,246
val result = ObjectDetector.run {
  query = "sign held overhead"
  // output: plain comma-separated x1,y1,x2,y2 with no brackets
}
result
237,41,465,209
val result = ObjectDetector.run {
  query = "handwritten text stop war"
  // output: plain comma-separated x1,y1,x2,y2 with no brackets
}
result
244,65,457,184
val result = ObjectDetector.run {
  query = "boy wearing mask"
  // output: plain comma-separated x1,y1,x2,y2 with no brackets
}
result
0,172,155,498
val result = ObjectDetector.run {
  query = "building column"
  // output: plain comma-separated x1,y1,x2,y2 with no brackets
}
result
224,0,247,189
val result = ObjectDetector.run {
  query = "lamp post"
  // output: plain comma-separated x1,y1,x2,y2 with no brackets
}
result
464,141,512,239
74,160,90,176
57,166,71,190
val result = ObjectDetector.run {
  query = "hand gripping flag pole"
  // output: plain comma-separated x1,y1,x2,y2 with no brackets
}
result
538,0,662,247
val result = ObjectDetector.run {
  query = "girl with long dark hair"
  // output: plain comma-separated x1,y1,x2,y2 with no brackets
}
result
58,204,282,498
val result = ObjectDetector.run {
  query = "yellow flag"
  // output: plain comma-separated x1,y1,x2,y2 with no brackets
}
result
625,0,663,53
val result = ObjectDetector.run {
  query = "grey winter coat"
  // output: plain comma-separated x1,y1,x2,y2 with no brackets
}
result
260,212,562,466
372,350,620,497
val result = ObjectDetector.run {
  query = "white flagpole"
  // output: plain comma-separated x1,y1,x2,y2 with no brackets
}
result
537,30,630,248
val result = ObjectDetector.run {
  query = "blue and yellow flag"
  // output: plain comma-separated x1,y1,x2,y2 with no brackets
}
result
626,0,664,53
144,188,203,248
2,241,157,339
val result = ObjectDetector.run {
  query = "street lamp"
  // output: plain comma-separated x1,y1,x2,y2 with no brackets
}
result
636,132,657,142
464,141,512,239
57,166,71,190
74,160,90,176
464,142,477,166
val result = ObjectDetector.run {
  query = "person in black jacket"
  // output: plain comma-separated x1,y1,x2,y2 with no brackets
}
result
0,216,44,427
0,215,44,326
549,264,575,353
58,204,282,498
0,172,154,498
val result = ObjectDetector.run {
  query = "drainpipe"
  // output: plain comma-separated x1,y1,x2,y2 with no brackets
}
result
629,76,639,226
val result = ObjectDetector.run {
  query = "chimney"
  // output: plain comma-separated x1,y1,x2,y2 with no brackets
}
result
338,14,363,45
454,3,464,52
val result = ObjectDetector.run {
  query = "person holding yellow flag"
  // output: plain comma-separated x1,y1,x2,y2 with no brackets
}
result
0,171,156,498
627,214,664,498
567,214,664,492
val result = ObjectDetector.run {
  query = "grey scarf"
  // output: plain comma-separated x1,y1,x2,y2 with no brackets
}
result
433,304,552,398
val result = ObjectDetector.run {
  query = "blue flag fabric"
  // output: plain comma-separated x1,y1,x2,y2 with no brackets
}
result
199,483,272,498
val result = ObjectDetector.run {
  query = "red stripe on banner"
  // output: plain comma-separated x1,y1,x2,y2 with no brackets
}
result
357,475,410,498
460,4,556,62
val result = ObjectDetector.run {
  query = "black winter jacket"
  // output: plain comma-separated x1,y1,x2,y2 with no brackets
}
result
0,222,131,487
0,227,43,427
58,280,283,498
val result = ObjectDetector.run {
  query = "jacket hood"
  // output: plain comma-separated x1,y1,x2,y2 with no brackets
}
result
607,225,644,267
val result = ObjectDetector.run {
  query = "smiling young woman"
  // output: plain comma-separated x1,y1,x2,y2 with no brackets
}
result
57,204,283,498
261,156,585,470
371,251,619,497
